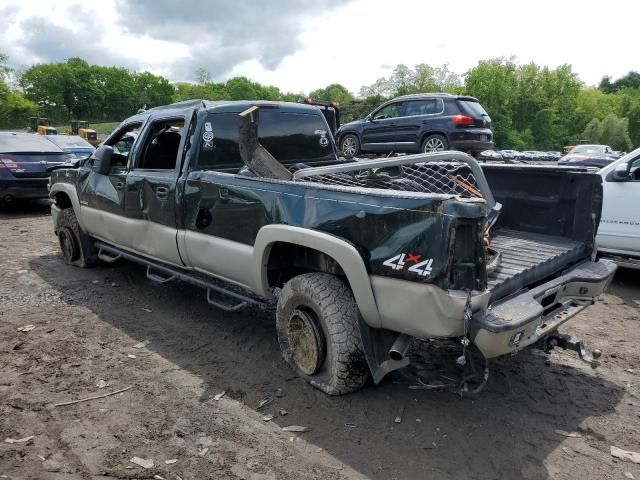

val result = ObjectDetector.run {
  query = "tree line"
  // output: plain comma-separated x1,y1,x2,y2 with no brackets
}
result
0,52,638,151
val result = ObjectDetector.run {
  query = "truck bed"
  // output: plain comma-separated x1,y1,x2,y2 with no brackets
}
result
488,229,586,301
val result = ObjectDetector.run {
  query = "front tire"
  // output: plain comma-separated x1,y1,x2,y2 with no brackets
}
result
276,273,369,395
340,134,360,159
56,208,97,268
422,134,448,153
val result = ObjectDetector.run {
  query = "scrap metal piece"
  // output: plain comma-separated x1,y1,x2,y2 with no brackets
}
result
238,106,292,180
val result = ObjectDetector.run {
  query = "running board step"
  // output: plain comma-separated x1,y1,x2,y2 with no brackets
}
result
94,241,265,312
97,249,121,263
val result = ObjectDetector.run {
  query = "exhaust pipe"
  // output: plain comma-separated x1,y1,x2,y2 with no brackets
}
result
389,334,414,361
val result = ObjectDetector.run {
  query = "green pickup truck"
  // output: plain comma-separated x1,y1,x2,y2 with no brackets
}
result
48,99,616,395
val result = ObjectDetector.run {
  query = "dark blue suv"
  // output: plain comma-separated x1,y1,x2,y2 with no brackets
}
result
336,93,493,159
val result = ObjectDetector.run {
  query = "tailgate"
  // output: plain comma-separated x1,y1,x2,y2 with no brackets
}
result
482,164,602,301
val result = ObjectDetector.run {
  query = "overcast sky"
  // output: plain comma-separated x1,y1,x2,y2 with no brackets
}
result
0,0,636,94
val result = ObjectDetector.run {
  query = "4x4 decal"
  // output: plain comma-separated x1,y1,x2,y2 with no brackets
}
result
383,253,434,277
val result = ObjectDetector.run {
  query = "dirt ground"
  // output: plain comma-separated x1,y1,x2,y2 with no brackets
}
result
1,201,639,480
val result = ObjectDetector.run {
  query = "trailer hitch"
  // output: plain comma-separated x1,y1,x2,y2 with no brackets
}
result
542,333,602,369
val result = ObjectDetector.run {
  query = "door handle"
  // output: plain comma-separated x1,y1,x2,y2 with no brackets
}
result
115,182,124,191
155,186,170,199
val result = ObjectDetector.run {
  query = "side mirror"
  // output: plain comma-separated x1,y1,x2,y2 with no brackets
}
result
611,163,629,181
93,145,114,175
366,114,374,122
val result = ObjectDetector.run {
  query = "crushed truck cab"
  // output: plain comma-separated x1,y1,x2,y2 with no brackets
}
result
48,99,615,395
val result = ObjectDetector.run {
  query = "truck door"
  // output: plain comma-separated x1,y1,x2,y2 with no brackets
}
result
123,116,186,267
598,155,640,256
78,122,141,246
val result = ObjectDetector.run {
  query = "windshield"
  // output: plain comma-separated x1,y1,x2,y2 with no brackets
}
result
572,145,604,155
45,135,94,149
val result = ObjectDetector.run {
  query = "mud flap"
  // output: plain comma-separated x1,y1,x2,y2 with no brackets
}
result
358,318,410,384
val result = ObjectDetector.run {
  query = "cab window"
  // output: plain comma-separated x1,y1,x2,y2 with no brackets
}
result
103,122,142,168
403,99,443,116
136,118,184,170
195,111,335,171
373,102,402,120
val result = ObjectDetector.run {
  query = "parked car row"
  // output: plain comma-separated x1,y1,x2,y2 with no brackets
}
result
479,149,562,161
0,132,94,204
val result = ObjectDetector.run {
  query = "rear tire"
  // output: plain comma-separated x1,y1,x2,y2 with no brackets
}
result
276,273,369,395
340,134,360,159
422,134,448,153
56,208,97,268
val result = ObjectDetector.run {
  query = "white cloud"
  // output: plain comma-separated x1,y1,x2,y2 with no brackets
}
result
1,0,638,94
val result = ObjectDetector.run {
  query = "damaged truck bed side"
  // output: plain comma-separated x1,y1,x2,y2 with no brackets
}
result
48,99,616,395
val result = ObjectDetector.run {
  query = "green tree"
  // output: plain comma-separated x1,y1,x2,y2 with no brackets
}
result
195,68,212,86
308,83,354,105
581,114,633,151
224,77,257,100
0,51,38,128
133,71,175,109
464,58,519,148
599,71,640,93
625,101,640,148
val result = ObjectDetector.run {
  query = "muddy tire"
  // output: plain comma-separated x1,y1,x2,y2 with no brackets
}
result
56,208,97,268
276,273,369,395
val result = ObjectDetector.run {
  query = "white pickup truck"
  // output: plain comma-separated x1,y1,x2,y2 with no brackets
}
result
597,148,640,269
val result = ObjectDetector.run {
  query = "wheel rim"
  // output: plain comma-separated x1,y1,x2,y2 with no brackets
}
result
424,137,445,152
59,227,78,263
342,136,357,157
287,308,326,376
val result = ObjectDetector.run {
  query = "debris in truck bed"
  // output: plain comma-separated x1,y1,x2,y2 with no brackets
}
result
16,325,35,333
133,340,151,349
213,390,226,401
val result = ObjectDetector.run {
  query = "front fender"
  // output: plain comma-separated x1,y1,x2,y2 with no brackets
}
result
253,224,382,328
49,183,85,230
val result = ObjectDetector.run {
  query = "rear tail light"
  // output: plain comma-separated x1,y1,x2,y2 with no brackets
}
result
452,115,475,126
0,158,24,172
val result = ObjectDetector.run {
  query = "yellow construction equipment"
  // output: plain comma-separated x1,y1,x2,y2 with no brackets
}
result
29,117,57,135
71,120,100,146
